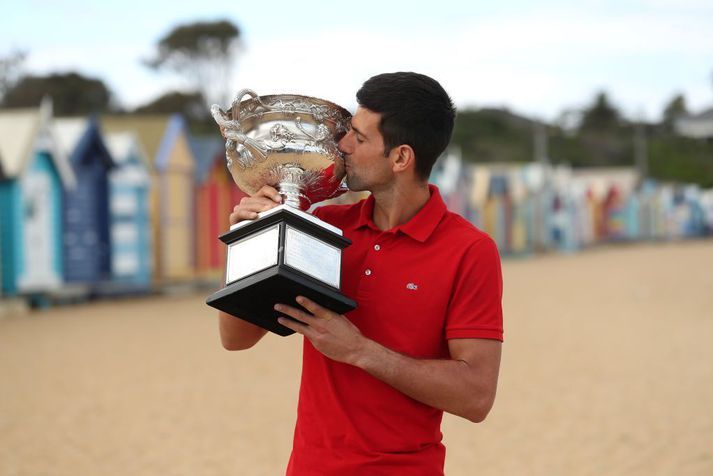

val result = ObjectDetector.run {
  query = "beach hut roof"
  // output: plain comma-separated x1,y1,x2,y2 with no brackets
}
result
101,115,173,168
53,117,87,158
54,117,114,169
155,114,189,172
0,109,38,179
105,131,150,186
101,114,194,172
104,131,149,167
0,100,75,187
189,136,225,183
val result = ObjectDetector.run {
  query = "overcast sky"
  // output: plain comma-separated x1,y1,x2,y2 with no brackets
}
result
2,0,712,122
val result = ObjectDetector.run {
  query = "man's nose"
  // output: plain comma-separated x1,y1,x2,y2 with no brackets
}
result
337,133,350,155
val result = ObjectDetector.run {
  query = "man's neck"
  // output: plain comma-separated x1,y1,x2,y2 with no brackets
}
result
371,181,431,231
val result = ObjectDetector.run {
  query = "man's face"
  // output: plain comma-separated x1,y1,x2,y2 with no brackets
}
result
337,107,393,192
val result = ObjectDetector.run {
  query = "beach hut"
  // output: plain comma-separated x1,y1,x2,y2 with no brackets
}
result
102,115,196,285
0,102,75,296
571,167,638,243
190,136,248,281
104,132,153,291
508,167,532,255
53,117,114,288
468,166,490,229
487,173,512,253
701,189,713,234
623,192,641,241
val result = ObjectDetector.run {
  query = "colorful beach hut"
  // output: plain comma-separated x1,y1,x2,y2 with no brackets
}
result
0,102,75,296
53,117,114,288
189,136,246,281
104,131,153,291
102,115,196,285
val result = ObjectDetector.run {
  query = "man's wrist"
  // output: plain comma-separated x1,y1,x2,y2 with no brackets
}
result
350,336,383,371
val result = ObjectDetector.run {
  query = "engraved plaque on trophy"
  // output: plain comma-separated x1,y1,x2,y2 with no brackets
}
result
206,89,357,336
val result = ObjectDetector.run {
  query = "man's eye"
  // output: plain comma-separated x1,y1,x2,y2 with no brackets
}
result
356,136,364,144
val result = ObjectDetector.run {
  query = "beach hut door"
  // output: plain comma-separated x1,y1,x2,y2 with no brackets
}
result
18,172,57,290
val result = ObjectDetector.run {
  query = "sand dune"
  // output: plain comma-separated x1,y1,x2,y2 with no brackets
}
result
1,241,712,476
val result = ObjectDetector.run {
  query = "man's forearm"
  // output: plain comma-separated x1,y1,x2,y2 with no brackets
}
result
219,312,267,350
274,297,502,421
354,338,500,422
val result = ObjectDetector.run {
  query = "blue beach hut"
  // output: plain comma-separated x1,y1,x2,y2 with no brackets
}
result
102,115,196,286
0,102,76,296
104,131,153,291
53,117,114,288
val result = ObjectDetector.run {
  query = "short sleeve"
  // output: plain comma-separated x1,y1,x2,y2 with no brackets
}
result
445,237,504,341
312,205,325,220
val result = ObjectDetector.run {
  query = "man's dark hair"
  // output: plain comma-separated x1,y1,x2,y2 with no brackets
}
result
356,72,456,181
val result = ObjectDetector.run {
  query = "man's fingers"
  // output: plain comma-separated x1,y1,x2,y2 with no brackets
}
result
229,209,259,225
258,185,282,203
235,209,259,219
277,316,309,335
274,303,318,327
228,185,281,226
241,196,279,211
295,296,328,317
229,196,282,225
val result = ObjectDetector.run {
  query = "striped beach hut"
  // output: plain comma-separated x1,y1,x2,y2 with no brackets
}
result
104,132,153,290
0,101,75,296
54,117,114,288
102,115,196,285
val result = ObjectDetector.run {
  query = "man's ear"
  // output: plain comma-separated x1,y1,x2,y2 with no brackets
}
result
391,144,416,174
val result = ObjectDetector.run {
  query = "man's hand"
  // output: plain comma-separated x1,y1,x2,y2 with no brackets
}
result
276,296,501,423
275,296,368,366
229,185,283,225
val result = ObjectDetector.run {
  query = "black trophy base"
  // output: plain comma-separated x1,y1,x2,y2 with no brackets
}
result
206,265,357,336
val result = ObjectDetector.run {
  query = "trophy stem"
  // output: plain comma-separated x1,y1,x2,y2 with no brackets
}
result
278,165,311,210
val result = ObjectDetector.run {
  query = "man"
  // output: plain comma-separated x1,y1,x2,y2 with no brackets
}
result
220,72,503,475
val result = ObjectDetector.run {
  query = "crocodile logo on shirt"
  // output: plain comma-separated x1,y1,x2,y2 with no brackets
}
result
406,283,418,291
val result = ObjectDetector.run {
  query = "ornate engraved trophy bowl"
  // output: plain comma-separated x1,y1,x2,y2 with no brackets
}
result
211,89,351,210
207,89,357,336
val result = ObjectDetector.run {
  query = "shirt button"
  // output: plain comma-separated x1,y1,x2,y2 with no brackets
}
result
364,269,372,276
374,244,381,251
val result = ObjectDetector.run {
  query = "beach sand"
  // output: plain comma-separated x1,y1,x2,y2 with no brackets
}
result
1,241,712,476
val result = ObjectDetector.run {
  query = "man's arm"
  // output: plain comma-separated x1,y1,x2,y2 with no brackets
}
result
275,296,502,422
219,312,269,350
357,336,501,423
219,185,282,351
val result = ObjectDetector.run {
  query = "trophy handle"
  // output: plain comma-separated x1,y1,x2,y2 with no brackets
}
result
230,89,265,121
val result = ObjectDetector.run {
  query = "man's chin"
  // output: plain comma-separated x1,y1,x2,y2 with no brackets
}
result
345,177,365,192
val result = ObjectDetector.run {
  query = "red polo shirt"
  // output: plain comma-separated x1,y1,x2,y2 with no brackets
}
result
287,185,503,476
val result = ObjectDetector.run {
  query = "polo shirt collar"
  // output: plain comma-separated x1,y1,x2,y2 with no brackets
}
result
353,184,447,242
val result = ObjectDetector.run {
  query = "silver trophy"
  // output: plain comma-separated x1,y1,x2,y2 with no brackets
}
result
206,89,357,335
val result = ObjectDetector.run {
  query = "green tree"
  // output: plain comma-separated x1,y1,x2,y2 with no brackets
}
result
144,19,242,108
451,108,534,163
648,135,713,187
133,90,216,133
1,72,113,115
662,93,687,129
580,91,621,131
133,90,204,117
